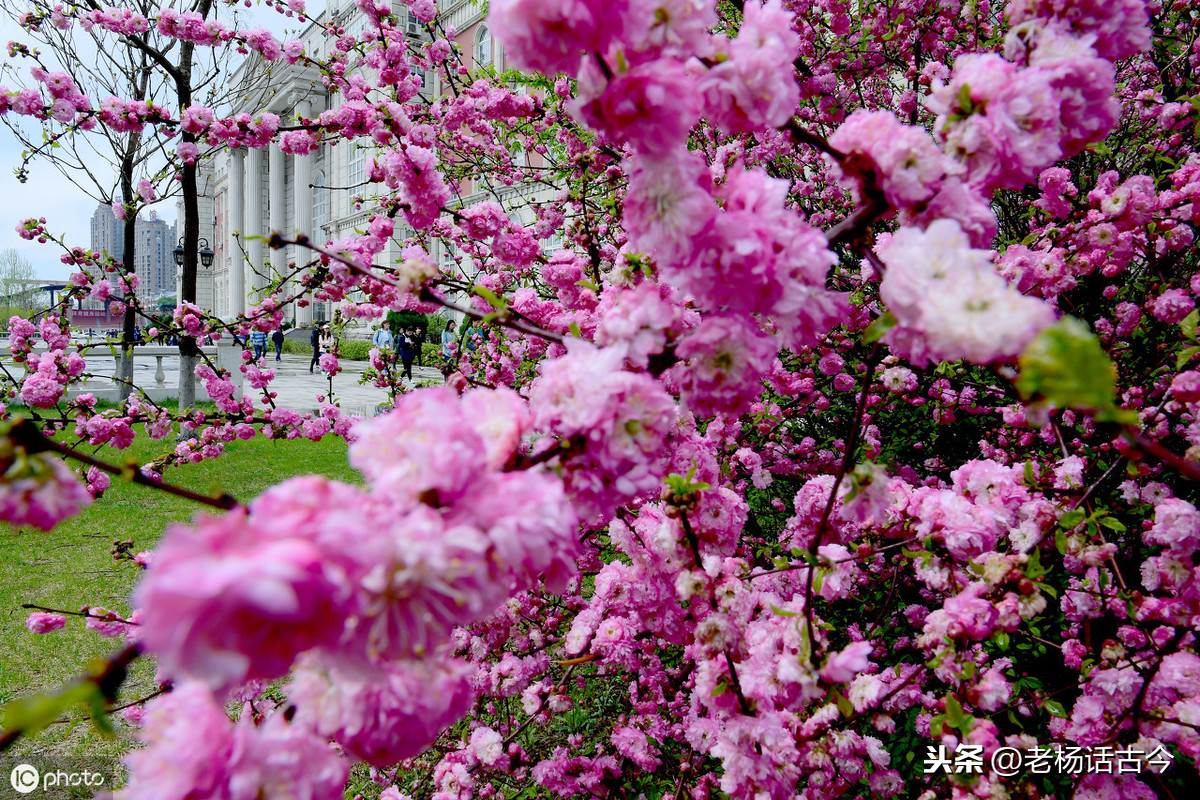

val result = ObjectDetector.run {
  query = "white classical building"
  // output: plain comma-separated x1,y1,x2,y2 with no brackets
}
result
183,0,549,330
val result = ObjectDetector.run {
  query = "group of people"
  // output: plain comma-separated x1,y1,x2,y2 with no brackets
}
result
309,324,332,373
440,319,480,374
239,318,476,380
372,324,421,380
250,328,287,362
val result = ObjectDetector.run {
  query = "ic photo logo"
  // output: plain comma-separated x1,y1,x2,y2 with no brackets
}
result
7,763,106,795
9,764,38,795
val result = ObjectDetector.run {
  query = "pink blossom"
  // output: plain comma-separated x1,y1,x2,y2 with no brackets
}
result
134,487,366,692
968,668,1011,712
623,149,717,269
1007,0,1151,62
1144,498,1200,558
529,341,677,520
820,641,873,683
119,681,347,800
1149,288,1195,323
492,228,540,267
929,54,1062,191
943,583,999,641
1171,371,1200,403
611,725,662,772
669,314,777,417
469,726,508,768
878,219,1056,365
25,611,66,633
574,58,700,154
829,110,947,208
700,0,801,132
0,454,92,531
290,656,476,766
488,0,633,78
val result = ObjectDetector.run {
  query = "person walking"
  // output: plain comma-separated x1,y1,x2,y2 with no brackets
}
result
309,324,325,373
372,324,394,360
271,328,285,361
250,329,267,360
440,319,457,375
413,323,426,367
398,326,417,381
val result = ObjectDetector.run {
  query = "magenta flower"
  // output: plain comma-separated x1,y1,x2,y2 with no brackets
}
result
290,655,476,766
134,500,359,693
25,612,66,633
0,453,92,531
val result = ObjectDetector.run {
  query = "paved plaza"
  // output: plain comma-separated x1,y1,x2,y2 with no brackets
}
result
67,345,445,418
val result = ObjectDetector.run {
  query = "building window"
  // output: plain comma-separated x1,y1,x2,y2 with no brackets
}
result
441,241,458,276
348,144,365,186
475,25,493,69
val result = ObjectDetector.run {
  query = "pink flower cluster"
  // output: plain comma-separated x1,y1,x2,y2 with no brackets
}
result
136,387,580,691
0,453,92,531
529,342,676,521
878,219,1056,365
119,682,348,800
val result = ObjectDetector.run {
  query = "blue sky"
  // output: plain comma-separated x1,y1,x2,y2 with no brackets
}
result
0,1,312,280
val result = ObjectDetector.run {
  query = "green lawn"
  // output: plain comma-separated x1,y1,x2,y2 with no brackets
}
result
0,427,360,771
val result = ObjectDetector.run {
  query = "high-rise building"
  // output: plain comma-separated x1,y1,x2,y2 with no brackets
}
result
88,203,180,307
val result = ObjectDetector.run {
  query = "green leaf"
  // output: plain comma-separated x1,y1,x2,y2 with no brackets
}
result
1025,548,1047,579
1099,516,1126,533
471,285,507,310
1043,699,1067,718
835,691,854,717
863,311,897,344
957,83,974,115
1181,309,1199,342
1,682,98,738
993,631,1010,651
568,321,582,339
1177,345,1200,371
1058,509,1086,530
770,604,798,618
1017,317,1123,415
663,472,710,495
944,695,969,732
1055,528,1068,555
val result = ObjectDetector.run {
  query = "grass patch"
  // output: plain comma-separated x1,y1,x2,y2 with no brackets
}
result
0,427,360,767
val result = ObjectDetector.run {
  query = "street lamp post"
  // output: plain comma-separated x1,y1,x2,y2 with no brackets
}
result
174,237,215,269
173,237,213,419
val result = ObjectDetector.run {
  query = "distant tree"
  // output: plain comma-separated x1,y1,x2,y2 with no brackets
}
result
1,0,268,407
0,249,37,309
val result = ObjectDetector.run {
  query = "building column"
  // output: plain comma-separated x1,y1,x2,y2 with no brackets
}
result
229,148,246,317
268,143,286,289
245,144,266,294
294,98,314,329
